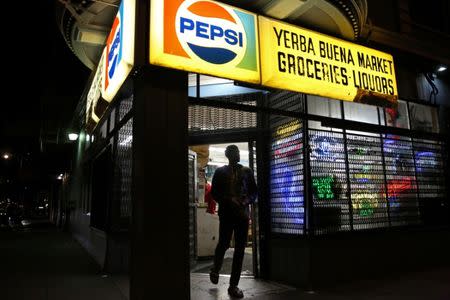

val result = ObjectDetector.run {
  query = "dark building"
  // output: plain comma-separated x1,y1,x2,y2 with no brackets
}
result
55,0,449,299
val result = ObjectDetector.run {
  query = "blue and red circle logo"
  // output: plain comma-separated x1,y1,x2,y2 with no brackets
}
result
105,3,124,90
162,0,258,71
174,0,247,65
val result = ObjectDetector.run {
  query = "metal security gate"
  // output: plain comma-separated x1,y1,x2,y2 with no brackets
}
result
266,95,448,236
188,150,198,264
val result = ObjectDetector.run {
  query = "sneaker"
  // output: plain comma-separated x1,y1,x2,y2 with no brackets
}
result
209,270,219,284
227,286,244,298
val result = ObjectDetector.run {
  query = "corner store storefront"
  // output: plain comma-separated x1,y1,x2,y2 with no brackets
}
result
79,0,449,295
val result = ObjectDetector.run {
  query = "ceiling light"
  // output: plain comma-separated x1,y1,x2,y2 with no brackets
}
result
437,66,447,72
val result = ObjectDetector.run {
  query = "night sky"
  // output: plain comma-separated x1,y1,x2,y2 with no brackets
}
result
1,0,90,150
1,1,90,202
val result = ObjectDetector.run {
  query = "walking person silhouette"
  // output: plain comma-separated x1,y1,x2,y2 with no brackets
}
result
209,145,257,298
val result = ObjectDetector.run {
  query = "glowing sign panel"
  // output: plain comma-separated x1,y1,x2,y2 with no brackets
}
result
352,193,378,217
270,120,304,234
259,16,398,105
150,0,260,84
87,49,105,125
312,176,335,200
102,0,135,102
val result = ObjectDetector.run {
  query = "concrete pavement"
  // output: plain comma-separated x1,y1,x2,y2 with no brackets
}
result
1,224,449,300
0,226,126,300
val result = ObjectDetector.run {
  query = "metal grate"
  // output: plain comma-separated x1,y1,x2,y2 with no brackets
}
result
268,91,305,235
309,128,447,234
413,139,446,198
188,105,256,132
309,129,350,234
267,90,305,113
115,118,133,218
347,132,389,230
188,152,197,262
413,139,446,225
270,117,305,235
383,135,420,226
119,95,133,121
206,92,264,104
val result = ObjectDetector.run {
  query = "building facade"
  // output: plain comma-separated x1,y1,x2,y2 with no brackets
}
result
57,0,450,298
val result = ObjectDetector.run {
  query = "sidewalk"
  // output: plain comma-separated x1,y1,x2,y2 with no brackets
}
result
1,226,449,300
0,227,127,300
191,267,450,300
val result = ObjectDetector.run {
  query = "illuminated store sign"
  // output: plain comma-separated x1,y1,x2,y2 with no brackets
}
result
102,0,135,101
387,177,414,208
312,176,335,200
352,193,379,217
87,49,105,126
276,120,301,138
150,0,260,84
270,120,304,234
310,135,339,160
148,1,398,107
259,16,398,105
415,151,438,173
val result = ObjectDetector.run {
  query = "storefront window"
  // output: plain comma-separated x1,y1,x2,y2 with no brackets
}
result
346,132,389,230
382,135,420,226
188,73,262,98
384,100,410,129
307,95,342,131
309,129,350,234
413,139,446,199
307,95,342,118
343,101,380,125
270,118,304,235
408,103,439,133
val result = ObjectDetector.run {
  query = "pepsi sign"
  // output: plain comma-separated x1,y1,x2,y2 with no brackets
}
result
105,15,121,91
102,0,135,102
150,0,260,84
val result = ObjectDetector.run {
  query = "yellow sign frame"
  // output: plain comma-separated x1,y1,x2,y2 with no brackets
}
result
259,16,398,104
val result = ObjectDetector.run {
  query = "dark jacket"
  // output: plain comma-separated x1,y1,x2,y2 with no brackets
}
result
211,164,257,218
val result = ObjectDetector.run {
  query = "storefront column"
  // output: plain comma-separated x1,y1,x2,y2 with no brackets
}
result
130,66,189,299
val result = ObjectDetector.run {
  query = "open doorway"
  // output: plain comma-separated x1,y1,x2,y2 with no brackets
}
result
188,141,259,278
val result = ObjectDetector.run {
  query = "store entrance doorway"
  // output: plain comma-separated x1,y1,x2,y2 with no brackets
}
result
188,140,259,279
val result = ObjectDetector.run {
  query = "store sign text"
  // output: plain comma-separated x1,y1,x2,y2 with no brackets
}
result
87,49,105,126
259,16,398,104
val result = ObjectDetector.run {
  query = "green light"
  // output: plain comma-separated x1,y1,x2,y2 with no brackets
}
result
359,201,374,216
312,176,335,200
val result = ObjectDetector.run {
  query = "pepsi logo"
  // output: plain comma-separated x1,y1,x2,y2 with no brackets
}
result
175,0,246,65
107,16,121,82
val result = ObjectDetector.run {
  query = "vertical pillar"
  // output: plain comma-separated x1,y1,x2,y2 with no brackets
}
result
130,65,189,299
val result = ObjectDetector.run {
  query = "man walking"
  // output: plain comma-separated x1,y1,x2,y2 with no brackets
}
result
209,145,257,298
